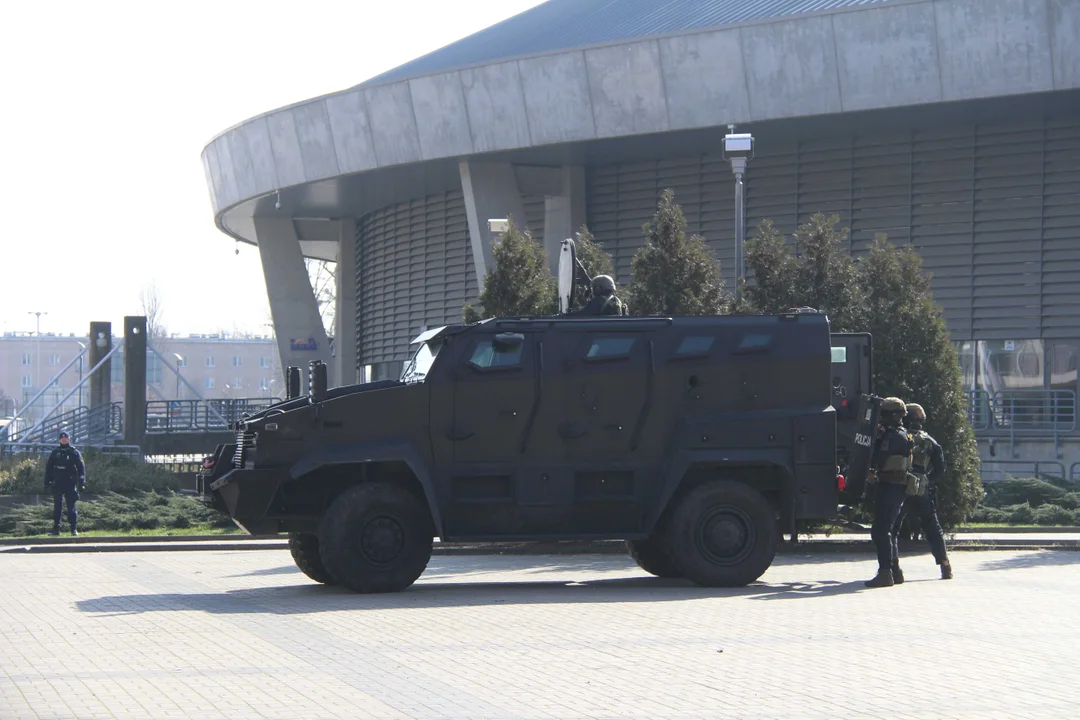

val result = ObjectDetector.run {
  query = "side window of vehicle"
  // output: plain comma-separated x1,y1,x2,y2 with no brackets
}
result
585,337,636,361
468,340,523,370
733,332,772,354
673,335,715,359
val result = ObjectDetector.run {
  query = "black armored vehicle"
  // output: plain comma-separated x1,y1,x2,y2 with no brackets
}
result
199,242,870,593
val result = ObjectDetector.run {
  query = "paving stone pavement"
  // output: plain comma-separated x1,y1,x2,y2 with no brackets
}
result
1,548,1078,720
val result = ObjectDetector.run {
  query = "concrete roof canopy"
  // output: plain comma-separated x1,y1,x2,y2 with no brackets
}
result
202,0,1079,245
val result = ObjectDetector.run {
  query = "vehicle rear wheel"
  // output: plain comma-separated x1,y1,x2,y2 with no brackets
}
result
288,533,336,585
318,482,434,593
670,480,778,587
626,525,681,578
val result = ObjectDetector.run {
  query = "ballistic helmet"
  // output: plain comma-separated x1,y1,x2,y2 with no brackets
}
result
881,396,907,414
905,403,926,422
591,274,616,296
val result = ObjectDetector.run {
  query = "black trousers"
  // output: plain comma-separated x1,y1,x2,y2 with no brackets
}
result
870,482,908,571
52,489,78,528
893,490,948,564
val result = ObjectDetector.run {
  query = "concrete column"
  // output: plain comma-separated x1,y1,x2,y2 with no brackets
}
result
123,316,147,449
253,217,333,391
459,159,527,286
541,165,587,274
335,218,359,387
88,321,112,410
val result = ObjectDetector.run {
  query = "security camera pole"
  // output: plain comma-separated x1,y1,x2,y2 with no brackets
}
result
723,126,754,305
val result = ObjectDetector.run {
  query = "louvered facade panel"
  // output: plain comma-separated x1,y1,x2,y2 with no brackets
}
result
586,114,1079,342
970,123,1045,339
522,194,546,241
356,190,476,365
1043,118,1080,338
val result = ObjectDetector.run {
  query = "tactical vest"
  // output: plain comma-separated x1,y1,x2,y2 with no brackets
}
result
907,430,934,497
878,428,912,484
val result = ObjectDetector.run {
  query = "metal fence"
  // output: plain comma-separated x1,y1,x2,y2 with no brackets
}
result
978,460,1067,484
0,443,141,462
144,398,277,434
966,390,1076,434
2,403,123,446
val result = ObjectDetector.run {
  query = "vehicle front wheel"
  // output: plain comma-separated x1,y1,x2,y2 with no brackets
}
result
318,482,434,593
670,480,778,587
288,533,336,585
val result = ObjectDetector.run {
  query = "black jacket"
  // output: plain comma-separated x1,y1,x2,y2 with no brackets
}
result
45,445,85,491
571,293,627,316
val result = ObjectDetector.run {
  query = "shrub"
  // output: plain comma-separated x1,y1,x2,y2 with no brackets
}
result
1032,504,1074,526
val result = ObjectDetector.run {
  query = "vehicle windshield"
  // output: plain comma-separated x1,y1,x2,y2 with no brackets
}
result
400,340,443,384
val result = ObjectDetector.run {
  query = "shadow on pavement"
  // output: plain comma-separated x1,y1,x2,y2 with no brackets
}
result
977,550,1080,572
76,572,870,615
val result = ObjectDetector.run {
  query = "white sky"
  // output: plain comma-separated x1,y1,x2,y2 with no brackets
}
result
0,0,546,338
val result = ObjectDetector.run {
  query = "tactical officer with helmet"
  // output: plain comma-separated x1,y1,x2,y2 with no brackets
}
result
44,430,86,536
865,397,913,588
892,402,952,581
571,275,628,316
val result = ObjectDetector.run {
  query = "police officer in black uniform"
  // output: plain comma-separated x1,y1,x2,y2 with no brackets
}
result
44,430,86,536
892,402,952,581
865,397,913,588
571,275,627,316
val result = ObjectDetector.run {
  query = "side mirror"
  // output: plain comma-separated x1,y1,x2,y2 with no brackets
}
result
493,332,524,352
557,238,576,315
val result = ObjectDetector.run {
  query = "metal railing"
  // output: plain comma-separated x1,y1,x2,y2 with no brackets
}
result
3,403,123,446
966,389,1076,435
145,398,277,434
0,442,140,462
979,460,1066,484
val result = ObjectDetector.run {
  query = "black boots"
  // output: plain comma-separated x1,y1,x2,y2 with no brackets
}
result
865,569,895,588
892,564,905,584
940,560,952,579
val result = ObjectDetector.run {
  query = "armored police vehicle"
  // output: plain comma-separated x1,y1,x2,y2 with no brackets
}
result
198,241,869,593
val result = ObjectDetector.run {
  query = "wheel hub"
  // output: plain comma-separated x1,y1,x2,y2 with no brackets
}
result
697,506,755,566
359,515,406,565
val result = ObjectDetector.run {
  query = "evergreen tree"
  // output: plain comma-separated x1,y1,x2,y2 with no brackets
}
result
743,214,865,332
628,189,729,316
570,225,616,309
860,238,983,528
463,219,556,322
744,214,982,528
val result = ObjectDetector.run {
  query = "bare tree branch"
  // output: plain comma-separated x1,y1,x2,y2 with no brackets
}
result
138,281,167,341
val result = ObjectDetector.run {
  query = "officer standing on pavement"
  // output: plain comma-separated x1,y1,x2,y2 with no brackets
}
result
44,430,86,536
865,397,913,588
571,275,628,316
892,403,952,581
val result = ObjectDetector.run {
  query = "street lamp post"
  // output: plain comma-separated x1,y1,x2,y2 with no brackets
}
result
723,127,755,306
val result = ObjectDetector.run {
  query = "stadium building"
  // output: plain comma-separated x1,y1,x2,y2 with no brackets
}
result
202,0,1080,477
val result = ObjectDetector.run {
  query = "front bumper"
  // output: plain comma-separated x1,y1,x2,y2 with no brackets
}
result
205,467,288,532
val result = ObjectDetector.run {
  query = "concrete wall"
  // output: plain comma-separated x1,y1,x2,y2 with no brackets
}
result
203,0,1080,217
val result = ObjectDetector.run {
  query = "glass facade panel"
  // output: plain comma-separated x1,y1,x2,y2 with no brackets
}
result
977,340,1044,394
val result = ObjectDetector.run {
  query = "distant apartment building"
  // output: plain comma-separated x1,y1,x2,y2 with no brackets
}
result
1,332,284,423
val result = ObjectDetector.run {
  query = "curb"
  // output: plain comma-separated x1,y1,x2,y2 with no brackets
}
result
3,536,1079,555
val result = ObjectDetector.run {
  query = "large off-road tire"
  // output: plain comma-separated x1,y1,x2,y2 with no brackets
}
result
318,482,434,593
288,533,336,585
626,527,682,578
670,480,779,587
